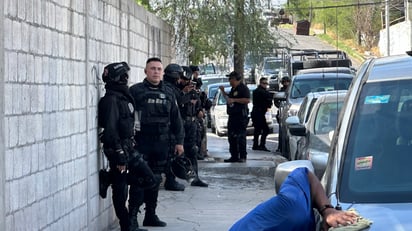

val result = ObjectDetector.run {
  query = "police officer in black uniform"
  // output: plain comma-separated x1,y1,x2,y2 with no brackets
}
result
177,67,208,187
251,77,273,151
190,65,210,159
98,62,157,231
219,71,251,163
162,64,189,191
129,58,185,227
190,65,203,89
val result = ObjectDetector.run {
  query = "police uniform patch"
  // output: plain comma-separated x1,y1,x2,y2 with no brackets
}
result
128,102,134,113
233,91,238,96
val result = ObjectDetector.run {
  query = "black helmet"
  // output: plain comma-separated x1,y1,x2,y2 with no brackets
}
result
102,62,130,85
164,63,184,83
281,76,291,83
181,66,192,80
190,65,200,72
170,155,197,182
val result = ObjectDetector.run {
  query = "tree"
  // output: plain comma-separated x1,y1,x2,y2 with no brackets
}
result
146,0,278,73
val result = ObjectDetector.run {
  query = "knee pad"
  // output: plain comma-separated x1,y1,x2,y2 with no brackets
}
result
128,156,159,190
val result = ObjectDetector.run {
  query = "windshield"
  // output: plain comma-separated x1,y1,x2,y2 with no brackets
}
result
340,79,412,203
290,79,352,99
201,77,227,91
264,60,282,70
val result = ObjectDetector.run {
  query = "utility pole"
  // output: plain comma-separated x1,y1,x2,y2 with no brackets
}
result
385,0,390,56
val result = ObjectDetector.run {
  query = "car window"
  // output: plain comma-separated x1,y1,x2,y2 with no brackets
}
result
314,102,342,134
290,79,352,98
297,97,308,123
340,79,412,203
217,92,228,105
209,87,219,100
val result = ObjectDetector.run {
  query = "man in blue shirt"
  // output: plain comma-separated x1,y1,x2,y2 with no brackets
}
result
229,168,358,231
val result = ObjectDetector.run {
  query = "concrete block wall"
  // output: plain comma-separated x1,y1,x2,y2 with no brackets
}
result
379,20,412,56
0,0,173,230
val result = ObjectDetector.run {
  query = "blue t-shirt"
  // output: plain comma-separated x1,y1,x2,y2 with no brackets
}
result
229,167,315,231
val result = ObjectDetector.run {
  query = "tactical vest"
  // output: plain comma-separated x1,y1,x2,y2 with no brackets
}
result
98,90,135,148
139,88,171,137
181,90,198,118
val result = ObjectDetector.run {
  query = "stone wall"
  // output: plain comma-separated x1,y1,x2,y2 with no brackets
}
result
0,0,173,230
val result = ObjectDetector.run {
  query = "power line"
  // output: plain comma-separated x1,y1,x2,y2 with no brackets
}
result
287,1,387,11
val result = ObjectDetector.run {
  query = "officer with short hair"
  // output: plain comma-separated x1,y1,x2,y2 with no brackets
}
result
219,71,251,163
251,77,273,151
129,58,185,227
98,61,157,231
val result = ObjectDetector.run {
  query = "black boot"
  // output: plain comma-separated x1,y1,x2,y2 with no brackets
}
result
252,140,260,150
129,207,147,231
164,178,185,191
143,207,167,227
191,178,208,187
259,145,270,152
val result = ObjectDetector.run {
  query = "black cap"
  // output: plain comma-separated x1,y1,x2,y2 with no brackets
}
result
226,71,241,80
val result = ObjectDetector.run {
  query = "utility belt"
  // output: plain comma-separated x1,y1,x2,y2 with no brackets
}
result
183,116,197,122
139,133,169,141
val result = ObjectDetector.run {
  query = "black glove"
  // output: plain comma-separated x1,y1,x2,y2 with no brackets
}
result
116,149,128,165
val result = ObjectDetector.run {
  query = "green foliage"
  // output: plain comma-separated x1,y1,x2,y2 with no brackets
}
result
308,0,382,48
135,0,152,11
150,0,277,67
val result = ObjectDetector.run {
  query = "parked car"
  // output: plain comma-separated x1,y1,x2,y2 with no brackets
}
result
275,52,412,230
275,72,354,159
287,91,347,179
205,82,230,128
199,74,227,92
285,90,347,161
210,85,274,136
258,57,285,91
295,66,356,75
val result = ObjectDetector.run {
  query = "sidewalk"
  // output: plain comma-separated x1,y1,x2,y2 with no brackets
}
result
110,132,287,231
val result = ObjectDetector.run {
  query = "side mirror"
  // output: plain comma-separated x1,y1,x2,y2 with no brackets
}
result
274,160,314,194
288,123,306,136
273,91,287,101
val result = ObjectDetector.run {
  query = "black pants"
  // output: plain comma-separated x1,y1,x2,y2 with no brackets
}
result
228,117,248,159
138,139,170,215
184,119,199,176
109,165,129,231
252,112,269,147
